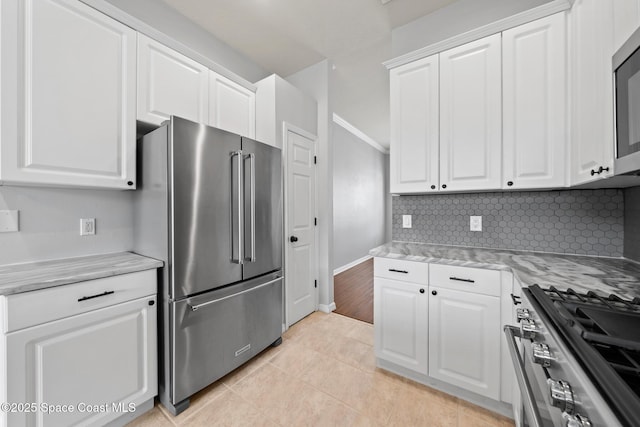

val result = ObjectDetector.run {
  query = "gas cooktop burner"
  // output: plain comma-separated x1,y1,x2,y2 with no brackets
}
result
526,285,640,426
544,286,640,349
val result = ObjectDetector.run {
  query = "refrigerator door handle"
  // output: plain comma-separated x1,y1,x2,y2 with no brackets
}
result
230,150,243,265
244,153,256,262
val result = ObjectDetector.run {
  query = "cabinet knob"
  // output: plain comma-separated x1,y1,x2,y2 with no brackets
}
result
441,184,447,189
419,288,425,294
430,185,436,190
432,290,437,296
127,181,134,186
507,181,513,186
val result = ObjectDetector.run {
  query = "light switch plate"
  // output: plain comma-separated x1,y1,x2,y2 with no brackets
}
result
470,216,482,232
402,215,412,228
0,210,19,232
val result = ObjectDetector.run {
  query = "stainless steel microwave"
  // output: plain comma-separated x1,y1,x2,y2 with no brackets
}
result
613,27,640,176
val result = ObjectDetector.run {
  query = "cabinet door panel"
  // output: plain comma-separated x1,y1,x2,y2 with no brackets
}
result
503,13,567,189
6,296,157,427
570,0,614,185
209,72,256,138
440,34,502,191
429,287,500,399
1,0,136,189
390,55,439,193
137,34,209,126
374,278,428,374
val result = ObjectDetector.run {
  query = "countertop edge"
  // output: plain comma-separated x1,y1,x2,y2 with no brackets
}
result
369,242,640,299
0,252,163,296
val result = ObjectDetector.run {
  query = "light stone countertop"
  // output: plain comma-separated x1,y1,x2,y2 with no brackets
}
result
0,252,163,296
370,242,640,300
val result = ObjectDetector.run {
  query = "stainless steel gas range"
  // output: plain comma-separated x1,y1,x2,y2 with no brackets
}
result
505,285,640,427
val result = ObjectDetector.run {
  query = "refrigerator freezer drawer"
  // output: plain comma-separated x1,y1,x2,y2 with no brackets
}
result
171,273,283,405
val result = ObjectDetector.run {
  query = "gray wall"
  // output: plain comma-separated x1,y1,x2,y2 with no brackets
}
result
393,189,624,257
624,186,640,262
333,124,389,270
0,187,133,265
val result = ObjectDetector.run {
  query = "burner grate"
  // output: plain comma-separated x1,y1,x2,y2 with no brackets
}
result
546,286,640,312
528,284,640,427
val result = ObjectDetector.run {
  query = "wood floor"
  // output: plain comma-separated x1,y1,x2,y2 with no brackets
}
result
334,258,373,324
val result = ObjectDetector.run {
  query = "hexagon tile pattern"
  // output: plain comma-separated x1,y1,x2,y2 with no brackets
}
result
392,189,624,257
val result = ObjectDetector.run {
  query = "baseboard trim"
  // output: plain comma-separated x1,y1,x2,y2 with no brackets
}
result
333,255,372,275
318,302,336,313
377,358,514,420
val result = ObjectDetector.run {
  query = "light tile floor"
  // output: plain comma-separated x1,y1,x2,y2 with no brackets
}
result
127,312,515,427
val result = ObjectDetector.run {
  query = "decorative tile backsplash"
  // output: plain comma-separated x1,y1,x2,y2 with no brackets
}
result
392,189,624,257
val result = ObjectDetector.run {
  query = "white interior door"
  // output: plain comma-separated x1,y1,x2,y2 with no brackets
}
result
285,124,317,326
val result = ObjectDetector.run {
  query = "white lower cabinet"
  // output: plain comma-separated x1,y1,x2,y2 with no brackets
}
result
374,257,507,406
428,286,501,400
0,270,157,427
374,277,428,375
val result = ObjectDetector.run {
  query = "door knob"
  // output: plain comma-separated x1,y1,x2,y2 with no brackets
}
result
290,236,299,243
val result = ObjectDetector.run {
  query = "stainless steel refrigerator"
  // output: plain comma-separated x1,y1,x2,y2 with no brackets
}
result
133,116,283,415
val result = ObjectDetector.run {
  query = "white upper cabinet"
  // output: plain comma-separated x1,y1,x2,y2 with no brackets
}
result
439,34,502,192
570,0,615,185
390,55,439,193
137,34,209,126
0,0,136,189
209,72,256,138
502,13,567,189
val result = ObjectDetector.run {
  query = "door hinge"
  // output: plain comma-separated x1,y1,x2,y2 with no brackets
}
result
314,156,317,164
314,279,317,288
314,217,317,226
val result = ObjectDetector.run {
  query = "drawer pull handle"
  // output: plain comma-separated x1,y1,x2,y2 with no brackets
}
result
389,268,409,274
449,276,475,283
78,290,114,302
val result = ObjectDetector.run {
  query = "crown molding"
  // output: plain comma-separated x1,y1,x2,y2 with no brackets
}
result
384,0,572,69
332,114,389,154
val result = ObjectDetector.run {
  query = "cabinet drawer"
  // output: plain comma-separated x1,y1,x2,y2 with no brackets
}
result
374,258,428,285
429,264,501,297
3,269,157,333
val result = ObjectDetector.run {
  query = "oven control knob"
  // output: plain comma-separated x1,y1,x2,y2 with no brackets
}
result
516,308,530,322
520,318,538,339
549,379,574,414
563,413,592,427
532,343,552,367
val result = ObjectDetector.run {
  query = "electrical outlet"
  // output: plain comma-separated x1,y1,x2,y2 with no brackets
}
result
80,218,96,236
470,216,482,232
402,215,412,228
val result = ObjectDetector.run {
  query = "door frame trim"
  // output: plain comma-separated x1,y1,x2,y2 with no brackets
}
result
282,122,319,329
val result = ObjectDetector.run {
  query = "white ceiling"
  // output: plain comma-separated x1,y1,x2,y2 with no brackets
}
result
161,0,459,148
